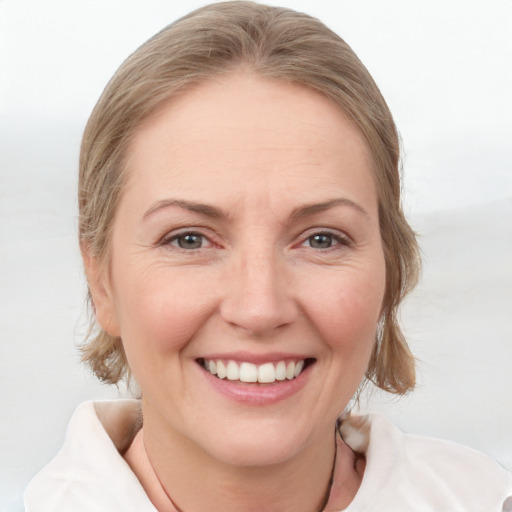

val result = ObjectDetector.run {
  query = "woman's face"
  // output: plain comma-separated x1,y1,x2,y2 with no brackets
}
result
93,72,386,466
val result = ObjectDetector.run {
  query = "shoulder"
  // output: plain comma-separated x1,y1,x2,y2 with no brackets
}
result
24,400,156,512
341,414,512,512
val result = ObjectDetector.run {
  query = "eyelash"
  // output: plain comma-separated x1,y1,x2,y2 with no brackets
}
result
299,229,351,250
160,230,214,251
160,227,351,252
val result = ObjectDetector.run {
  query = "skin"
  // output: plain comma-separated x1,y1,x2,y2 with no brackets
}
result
85,71,386,512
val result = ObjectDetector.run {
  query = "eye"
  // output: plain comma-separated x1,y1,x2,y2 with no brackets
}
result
301,231,349,250
168,232,208,250
307,233,334,249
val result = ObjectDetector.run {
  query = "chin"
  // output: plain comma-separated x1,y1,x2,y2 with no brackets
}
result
198,418,315,468
210,439,299,468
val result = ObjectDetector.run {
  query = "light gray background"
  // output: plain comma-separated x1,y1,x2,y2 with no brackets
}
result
1,1,511,510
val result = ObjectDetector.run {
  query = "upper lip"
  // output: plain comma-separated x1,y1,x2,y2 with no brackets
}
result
197,351,313,365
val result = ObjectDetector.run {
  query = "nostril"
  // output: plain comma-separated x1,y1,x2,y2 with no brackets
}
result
220,298,298,336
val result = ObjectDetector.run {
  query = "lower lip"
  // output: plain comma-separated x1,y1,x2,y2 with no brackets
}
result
197,363,313,405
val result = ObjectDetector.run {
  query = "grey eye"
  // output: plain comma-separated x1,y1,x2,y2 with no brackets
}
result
308,234,333,249
175,233,204,249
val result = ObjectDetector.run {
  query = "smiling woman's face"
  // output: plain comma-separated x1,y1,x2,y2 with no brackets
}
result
90,72,386,467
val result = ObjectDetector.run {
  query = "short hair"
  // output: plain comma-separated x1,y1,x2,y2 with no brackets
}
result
79,1,421,394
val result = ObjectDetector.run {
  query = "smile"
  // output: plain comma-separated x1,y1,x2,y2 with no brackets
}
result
200,358,310,383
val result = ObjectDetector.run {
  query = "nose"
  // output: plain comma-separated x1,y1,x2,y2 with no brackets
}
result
220,247,298,336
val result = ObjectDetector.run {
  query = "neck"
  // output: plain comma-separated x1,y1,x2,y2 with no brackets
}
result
126,409,364,512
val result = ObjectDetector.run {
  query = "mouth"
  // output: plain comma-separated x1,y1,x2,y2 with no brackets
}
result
197,358,315,384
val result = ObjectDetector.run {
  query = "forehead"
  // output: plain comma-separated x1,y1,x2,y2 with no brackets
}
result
123,72,377,213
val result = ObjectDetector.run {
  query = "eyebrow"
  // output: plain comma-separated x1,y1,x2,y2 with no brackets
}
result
290,198,370,220
143,197,369,222
143,199,225,221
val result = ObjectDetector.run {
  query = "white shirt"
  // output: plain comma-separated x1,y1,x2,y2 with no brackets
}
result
24,400,512,511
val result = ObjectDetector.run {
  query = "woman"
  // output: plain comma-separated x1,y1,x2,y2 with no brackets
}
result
24,2,511,511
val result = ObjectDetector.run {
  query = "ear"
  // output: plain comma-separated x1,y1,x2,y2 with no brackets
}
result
81,242,121,337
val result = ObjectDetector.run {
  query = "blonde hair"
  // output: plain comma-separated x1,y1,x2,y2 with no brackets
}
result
79,1,420,393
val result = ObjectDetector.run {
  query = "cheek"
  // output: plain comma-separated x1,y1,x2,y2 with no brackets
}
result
306,265,385,355
111,264,217,367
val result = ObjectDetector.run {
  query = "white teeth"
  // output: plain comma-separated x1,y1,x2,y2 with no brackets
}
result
294,360,304,377
286,362,295,380
239,362,258,383
203,358,307,383
216,361,227,379
258,362,275,383
275,361,286,381
226,361,239,381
